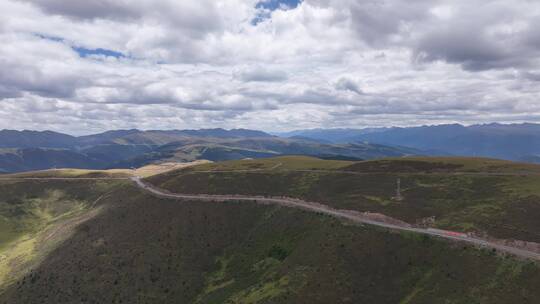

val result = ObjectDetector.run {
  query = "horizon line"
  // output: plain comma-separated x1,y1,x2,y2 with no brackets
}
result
1,121,540,137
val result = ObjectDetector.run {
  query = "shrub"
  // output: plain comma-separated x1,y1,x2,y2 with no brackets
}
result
267,245,289,261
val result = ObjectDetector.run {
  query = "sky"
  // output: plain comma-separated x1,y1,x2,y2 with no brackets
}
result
1,0,540,135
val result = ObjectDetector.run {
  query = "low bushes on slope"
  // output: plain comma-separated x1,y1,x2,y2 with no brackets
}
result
1,184,538,303
149,157,540,243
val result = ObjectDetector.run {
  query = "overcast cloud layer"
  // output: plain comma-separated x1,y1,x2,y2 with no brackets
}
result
1,0,540,134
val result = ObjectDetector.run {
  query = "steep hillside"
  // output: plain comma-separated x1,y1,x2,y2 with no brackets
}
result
150,156,540,244
0,179,538,303
0,178,124,289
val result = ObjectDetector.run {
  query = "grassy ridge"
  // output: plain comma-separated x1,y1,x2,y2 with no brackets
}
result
344,157,540,174
2,160,209,178
150,156,540,243
1,185,539,303
188,155,353,171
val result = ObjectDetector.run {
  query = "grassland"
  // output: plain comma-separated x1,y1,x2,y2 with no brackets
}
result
344,156,540,174
150,156,540,243
2,160,209,179
188,155,354,171
0,179,124,288
0,184,538,303
0,158,539,303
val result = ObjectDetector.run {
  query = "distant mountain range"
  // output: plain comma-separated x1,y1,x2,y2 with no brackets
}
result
0,128,423,173
280,123,540,162
0,128,274,149
3,123,538,173
276,128,391,143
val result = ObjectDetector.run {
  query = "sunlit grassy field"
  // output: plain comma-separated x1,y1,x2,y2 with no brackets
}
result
0,179,124,288
2,160,209,179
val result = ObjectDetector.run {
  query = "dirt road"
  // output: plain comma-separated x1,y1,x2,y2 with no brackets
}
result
2,174,538,260
132,176,540,261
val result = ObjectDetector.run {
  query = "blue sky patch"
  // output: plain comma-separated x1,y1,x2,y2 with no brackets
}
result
252,0,302,25
256,0,302,11
35,33,125,59
73,47,125,59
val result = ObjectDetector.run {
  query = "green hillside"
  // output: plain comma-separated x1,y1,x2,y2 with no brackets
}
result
0,179,125,288
149,156,540,243
0,181,539,303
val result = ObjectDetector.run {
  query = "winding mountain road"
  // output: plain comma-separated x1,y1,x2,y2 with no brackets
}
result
132,176,540,261
2,174,538,260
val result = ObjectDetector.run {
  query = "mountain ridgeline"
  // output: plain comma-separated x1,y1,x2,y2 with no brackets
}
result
2,123,540,173
280,123,540,162
0,128,421,173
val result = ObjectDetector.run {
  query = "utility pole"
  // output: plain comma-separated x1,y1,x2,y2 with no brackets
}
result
395,178,402,201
